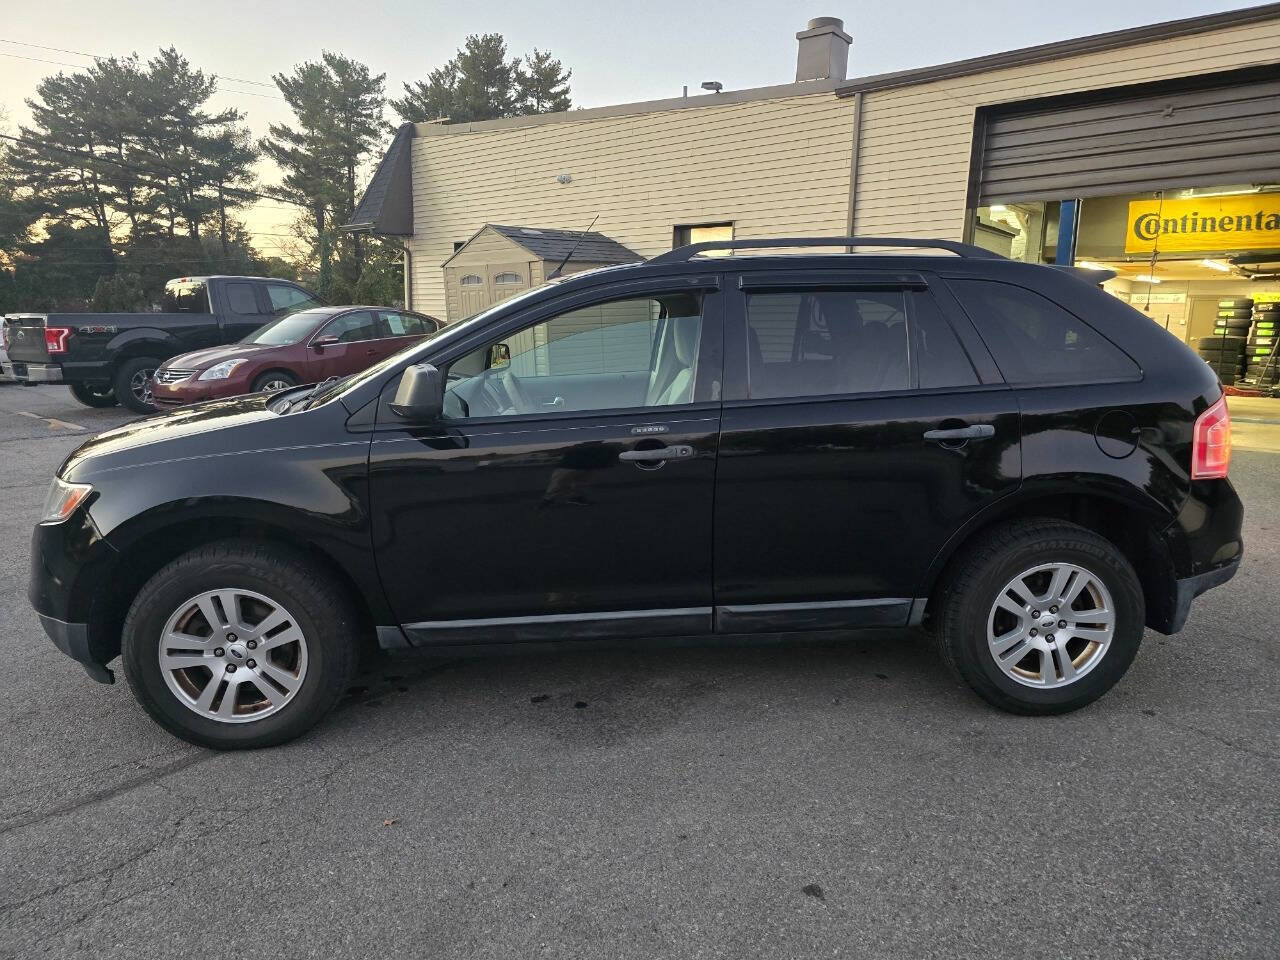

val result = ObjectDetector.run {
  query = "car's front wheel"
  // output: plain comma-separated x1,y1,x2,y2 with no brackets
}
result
252,370,298,393
113,356,162,413
121,540,358,748
934,520,1144,714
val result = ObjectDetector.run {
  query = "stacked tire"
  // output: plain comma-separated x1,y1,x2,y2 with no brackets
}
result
1245,300,1280,387
1196,297,1251,384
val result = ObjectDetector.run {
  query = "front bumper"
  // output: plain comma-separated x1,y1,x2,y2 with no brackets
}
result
151,377,229,408
2,361,62,383
37,613,114,683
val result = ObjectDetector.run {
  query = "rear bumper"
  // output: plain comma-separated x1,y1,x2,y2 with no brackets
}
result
1166,559,1240,634
2,361,62,383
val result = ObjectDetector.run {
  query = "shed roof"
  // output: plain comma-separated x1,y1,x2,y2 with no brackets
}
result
442,224,641,268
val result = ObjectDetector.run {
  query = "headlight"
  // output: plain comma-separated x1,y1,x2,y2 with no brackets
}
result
198,359,247,381
41,478,93,524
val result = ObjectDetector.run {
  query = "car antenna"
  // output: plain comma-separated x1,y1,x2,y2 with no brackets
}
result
547,214,600,280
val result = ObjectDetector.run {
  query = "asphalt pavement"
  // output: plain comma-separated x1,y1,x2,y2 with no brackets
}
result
0,383,1276,959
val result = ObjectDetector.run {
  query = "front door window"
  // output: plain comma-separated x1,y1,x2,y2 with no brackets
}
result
443,292,706,419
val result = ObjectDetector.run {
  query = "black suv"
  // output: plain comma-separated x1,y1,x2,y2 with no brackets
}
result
30,238,1242,749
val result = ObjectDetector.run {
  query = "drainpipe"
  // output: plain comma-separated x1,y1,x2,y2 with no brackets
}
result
845,91,863,249
402,245,413,311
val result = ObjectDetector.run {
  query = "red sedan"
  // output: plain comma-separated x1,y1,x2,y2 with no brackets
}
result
152,306,441,408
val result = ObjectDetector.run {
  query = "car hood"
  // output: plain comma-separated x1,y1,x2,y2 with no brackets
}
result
163,342,282,371
59,391,290,481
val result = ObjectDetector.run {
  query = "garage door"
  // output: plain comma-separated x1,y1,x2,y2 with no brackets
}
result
975,68,1280,205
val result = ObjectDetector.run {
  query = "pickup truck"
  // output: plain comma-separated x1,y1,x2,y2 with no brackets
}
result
1,275,323,412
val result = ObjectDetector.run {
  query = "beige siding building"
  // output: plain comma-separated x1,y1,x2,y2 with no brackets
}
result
350,5,1280,328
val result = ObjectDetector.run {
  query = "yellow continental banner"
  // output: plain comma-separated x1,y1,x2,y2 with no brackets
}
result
1125,194,1280,254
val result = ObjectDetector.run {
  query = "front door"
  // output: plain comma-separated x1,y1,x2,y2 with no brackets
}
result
713,272,1021,631
369,278,724,643
311,310,384,380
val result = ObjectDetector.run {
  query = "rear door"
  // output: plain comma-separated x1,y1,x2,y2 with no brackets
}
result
375,310,438,358
713,269,1021,631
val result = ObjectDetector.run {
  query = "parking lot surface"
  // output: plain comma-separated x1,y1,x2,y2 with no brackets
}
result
1,384,1276,959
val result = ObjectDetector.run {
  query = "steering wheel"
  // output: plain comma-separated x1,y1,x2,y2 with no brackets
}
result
500,368,536,415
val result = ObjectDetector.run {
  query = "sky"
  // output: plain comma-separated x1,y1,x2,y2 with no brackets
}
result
0,0,1254,251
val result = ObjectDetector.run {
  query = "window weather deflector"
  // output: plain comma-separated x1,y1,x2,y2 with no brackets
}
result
738,271,927,291
650,236,1001,264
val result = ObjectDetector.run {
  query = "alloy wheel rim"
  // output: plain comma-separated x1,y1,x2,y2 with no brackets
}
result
131,368,155,405
261,379,290,392
158,588,309,723
986,562,1115,689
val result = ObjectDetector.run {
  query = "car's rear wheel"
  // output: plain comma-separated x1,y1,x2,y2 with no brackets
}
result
934,520,1144,714
68,382,118,408
114,356,161,413
121,540,358,749
252,370,297,393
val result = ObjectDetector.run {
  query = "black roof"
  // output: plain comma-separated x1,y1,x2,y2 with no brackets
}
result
488,224,640,265
345,124,414,236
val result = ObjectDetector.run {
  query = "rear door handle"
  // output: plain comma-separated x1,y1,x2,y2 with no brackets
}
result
619,444,695,462
923,424,996,442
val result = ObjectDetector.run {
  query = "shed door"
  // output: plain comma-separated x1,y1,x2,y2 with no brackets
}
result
975,69,1280,204
488,262,530,305
457,269,488,319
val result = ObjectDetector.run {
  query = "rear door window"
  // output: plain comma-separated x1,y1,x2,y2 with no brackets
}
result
225,282,260,316
745,290,910,399
379,311,429,337
947,279,1138,384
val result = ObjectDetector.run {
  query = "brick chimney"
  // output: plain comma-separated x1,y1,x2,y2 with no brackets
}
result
796,17,851,82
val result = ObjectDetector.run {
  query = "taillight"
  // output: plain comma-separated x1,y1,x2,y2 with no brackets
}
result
44,326,71,354
1192,394,1231,480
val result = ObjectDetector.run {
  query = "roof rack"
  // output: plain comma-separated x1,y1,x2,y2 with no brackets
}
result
647,236,1003,265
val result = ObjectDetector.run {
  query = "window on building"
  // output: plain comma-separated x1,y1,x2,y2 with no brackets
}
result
745,290,910,399
225,282,259,315
674,222,734,256
460,274,483,286
494,272,522,285
948,279,1138,384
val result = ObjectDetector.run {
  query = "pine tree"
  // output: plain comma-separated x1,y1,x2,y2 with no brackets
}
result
263,53,385,298
515,49,572,115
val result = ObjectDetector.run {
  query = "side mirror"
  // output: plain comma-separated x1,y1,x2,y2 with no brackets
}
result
389,362,444,420
312,335,339,352
488,343,511,369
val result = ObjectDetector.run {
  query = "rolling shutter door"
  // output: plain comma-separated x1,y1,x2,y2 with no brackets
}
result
976,72,1280,205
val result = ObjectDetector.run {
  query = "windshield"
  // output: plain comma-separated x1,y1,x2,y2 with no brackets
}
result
310,281,565,407
243,310,330,346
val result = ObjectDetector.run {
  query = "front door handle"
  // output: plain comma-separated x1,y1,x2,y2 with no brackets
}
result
923,424,996,442
619,444,695,463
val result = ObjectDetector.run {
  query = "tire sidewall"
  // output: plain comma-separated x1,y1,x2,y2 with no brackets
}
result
252,370,298,393
114,357,161,413
68,382,118,407
122,551,351,748
953,534,1144,711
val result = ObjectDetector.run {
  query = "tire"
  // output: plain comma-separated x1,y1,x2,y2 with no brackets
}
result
1217,308,1253,320
1213,318,1252,331
1252,321,1277,332
933,520,1144,715
1193,335,1245,350
121,540,359,749
113,356,162,413
1218,298,1254,309
68,382,118,408
251,370,298,393
1254,302,1280,315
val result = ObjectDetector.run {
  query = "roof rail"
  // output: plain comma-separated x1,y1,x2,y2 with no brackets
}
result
647,236,1004,265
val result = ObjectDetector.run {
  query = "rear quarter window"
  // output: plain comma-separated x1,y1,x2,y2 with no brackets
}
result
947,279,1138,385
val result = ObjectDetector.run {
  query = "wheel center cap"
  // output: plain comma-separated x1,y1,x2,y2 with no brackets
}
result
227,643,247,661
1040,615,1056,628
